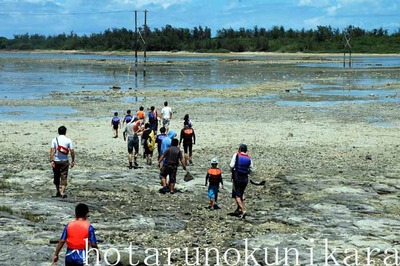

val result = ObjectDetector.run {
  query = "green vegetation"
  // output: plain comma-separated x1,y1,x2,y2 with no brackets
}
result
0,179,11,190
21,211,45,223
0,205,13,214
0,25,399,53
2,173,12,179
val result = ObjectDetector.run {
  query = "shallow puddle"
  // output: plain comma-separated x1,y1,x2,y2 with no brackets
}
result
0,106,78,120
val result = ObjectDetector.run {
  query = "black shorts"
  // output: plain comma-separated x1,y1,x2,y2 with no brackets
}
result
113,124,119,130
65,261,83,266
53,160,69,187
232,177,248,199
144,143,153,155
128,136,139,154
160,164,178,184
183,142,193,154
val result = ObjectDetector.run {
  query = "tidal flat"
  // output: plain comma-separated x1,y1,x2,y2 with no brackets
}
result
0,52,399,265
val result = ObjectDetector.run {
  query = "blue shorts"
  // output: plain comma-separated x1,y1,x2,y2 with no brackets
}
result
208,185,219,199
65,248,86,265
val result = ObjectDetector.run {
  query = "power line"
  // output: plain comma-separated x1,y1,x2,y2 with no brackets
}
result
0,10,135,16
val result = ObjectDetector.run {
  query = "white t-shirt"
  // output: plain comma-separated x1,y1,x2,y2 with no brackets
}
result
161,106,172,120
51,135,73,161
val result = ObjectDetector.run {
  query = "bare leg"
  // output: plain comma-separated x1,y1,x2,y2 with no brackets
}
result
128,152,133,168
210,198,215,207
235,196,245,213
161,178,167,187
184,153,189,166
60,185,66,196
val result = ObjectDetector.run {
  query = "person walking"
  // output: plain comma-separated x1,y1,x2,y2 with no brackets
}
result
137,106,146,125
123,117,141,169
229,144,253,218
49,125,75,198
158,138,186,194
183,114,193,127
156,127,167,160
141,123,154,165
179,122,196,165
148,106,159,133
52,203,101,266
111,112,121,138
205,158,224,210
160,129,177,157
161,101,172,128
122,109,133,126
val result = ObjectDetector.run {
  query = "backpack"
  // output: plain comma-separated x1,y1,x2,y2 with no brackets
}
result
147,130,156,151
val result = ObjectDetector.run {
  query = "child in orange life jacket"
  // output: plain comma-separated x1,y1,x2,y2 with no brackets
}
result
52,203,100,266
205,158,224,210
137,106,145,124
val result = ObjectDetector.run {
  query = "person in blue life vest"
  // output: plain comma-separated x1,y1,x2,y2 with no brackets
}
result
205,158,224,210
229,143,253,218
52,203,100,266
183,113,193,127
148,106,159,133
122,109,133,126
111,112,121,138
156,127,167,160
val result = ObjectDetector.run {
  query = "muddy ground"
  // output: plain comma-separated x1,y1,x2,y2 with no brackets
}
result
0,53,400,265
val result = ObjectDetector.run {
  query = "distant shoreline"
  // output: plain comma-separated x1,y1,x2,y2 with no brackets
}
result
1,49,400,57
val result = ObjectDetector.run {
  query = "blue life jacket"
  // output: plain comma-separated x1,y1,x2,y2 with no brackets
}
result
148,111,155,123
124,115,132,123
112,116,120,125
236,153,251,174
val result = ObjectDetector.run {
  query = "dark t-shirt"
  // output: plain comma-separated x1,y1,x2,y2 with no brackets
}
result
180,127,195,144
142,129,151,143
162,146,182,166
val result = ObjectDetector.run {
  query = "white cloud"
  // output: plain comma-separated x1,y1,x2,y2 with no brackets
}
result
298,0,311,5
298,0,330,7
325,4,342,15
110,0,190,9
304,16,322,27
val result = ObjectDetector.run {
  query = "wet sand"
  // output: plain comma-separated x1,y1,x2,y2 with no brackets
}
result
0,53,400,265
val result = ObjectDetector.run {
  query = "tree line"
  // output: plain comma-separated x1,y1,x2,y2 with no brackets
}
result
1,25,399,53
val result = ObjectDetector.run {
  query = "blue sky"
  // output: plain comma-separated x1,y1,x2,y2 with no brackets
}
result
0,0,399,39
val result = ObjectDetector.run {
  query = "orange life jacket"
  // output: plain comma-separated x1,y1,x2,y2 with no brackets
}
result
137,111,145,119
66,220,90,250
207,168,222,184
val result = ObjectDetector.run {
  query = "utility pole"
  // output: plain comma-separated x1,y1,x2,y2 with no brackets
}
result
143,9,147,76
343,27,352,68
132,9,148,93
134,10,138,77
144,9,148,63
